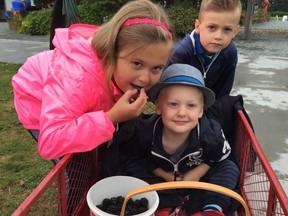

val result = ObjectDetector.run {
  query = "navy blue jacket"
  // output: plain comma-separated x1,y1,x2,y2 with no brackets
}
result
129,114,231,178
167,34,238,98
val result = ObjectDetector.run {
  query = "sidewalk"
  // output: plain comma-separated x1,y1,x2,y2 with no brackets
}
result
237,20,288,40
0,21,49,42
0,21,49,64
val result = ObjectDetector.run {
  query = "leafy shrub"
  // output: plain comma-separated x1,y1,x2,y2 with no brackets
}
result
270,11,288,17
77,0,127,25
10,14,23,30
167,6,198,39
77,1,105,25
19,9,51,35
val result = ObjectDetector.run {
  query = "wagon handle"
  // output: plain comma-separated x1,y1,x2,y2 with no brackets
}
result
120,181,250,216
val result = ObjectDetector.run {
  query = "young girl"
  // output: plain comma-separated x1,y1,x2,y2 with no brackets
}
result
12,0,174,160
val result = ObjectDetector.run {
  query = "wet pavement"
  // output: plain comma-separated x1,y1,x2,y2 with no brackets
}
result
0,20,288,193
233,20,288,193
0,21,49,63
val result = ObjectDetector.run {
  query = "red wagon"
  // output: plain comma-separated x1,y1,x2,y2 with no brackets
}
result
12,109,288,216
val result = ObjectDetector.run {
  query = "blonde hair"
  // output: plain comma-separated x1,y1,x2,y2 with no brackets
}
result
92,0,174,96
157,84,204,109
199,0,242,21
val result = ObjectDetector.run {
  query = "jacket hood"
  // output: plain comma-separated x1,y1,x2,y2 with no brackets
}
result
52,24,100,73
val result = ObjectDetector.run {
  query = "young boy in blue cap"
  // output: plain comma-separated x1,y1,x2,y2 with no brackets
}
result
108,64,240,215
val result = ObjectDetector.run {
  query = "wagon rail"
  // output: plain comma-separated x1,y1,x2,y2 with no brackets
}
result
12,110,288,216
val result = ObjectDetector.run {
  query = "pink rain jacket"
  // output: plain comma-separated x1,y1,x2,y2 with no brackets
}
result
12,24,123,160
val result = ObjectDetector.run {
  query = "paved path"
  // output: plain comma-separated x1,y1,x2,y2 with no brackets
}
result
0,21,49,64
249,19,288,30
0,39,49,63
0,21,49,42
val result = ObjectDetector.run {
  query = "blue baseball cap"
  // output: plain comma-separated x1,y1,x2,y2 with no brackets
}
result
148,64,215,108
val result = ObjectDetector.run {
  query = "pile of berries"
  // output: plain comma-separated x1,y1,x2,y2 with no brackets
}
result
96,196,149,215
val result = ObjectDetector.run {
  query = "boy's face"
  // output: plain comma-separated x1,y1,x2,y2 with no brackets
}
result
155,84,204,135
195,9,240,55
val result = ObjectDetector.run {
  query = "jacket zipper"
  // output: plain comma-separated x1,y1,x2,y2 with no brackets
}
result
198,51,220,79
151,151,197,181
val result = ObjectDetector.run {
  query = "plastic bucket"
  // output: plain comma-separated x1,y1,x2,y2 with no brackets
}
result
87,176,159,216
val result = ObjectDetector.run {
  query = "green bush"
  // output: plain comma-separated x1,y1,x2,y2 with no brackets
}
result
167,6,198,39
13,2,200,37
270,11,288,17
77,1,106,25
19,9,51,35
10,14,23,30
77,0,127,25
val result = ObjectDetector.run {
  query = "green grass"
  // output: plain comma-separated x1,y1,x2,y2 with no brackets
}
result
0,62,53,216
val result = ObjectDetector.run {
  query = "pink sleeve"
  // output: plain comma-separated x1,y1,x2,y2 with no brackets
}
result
38,111,115,160
12,51,53,129
37,54,115,160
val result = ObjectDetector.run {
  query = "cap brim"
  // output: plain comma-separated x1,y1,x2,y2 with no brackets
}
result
148,82,215,109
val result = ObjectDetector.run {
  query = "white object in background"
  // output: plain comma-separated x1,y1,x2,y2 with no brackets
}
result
283,15,288,21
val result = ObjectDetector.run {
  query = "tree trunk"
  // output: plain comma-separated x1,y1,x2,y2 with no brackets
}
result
244,0,253,40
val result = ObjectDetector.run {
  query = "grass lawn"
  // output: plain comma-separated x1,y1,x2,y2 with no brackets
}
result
0,62,53,215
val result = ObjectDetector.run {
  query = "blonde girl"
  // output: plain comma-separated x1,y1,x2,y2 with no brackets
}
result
12,0,174,160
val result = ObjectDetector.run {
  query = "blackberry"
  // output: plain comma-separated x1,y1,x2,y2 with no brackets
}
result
140,198,148,208
137,206,147,214
96,196,149,215
106,205,119,214
102,198,113,209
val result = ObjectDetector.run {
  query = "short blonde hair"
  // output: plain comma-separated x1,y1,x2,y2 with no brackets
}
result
92,0,174,96
199,0,242,21
156,84,204,109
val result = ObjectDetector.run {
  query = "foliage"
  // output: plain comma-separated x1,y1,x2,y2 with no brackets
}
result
19,9,51,35
270,11,288,17
33,0,53,8
167,6,198,38
9,13,23,30
77,0,128,25
252,8,270,23
77,1,107,25
0,62,53,215
77,0,199,37
268,0,288,12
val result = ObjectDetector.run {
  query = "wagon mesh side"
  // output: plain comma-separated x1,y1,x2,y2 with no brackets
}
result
12,110,288,216
235,110,288,216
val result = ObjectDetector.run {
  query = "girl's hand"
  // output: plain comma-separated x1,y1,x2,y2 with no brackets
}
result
106,88,148,124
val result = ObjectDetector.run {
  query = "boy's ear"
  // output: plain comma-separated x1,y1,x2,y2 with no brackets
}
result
155,100,161,115
236,24,240,34
232,25,240,39
198,108,204,118
195,19,200,33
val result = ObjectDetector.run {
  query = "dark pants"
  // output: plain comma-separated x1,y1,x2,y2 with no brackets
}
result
118,159,240,214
